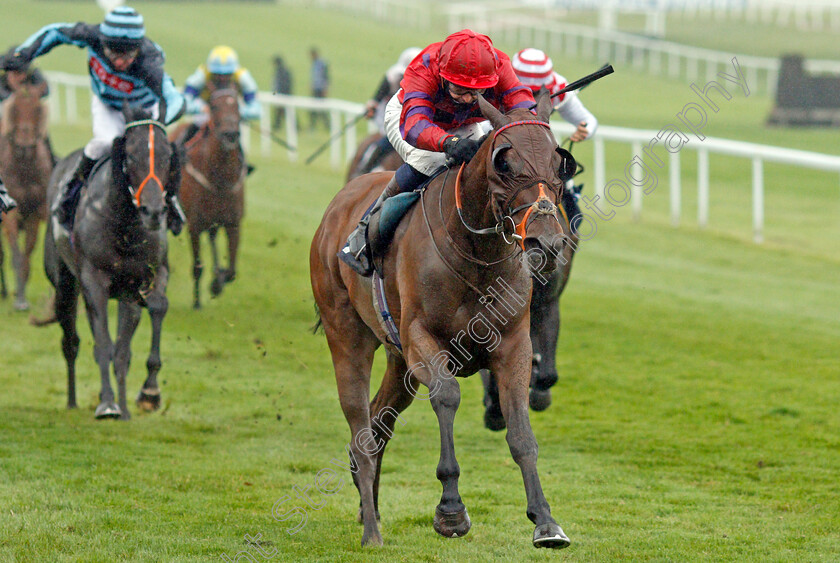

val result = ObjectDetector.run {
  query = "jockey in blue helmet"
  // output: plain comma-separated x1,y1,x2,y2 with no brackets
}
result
0,6,187,235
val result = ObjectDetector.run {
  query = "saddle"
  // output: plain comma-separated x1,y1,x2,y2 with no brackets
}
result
366,191,420,277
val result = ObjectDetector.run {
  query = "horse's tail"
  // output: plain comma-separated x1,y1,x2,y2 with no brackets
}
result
29,293,57,327
311,302,324,335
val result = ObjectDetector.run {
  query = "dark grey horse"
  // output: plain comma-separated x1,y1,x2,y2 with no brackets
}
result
481,185,580,430
41,107,180,420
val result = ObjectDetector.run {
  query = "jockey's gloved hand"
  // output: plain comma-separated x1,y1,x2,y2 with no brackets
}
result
443,136,481,165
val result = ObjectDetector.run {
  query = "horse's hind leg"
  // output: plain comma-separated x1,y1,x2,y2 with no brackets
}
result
0,231,6,299
190,227,203,309
363,353,415,523
137,281,168,412
114,300,142,421
55,262,80,409
320,311,382,546
480,369,506,431
528,270,562,411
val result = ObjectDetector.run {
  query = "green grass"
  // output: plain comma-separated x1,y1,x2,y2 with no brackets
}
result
2,2,840,561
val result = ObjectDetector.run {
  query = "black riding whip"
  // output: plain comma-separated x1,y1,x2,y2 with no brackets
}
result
305,111,367,165
551,64,614,99
247,122,296,151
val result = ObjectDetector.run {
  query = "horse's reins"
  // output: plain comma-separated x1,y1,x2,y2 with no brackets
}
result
453,120,566,251
124,119,167,207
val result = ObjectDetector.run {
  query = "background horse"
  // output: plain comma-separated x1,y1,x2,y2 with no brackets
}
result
171,86,245,309
311,92,576,548
344,126,580,424
0,82,51,310
345,132,404,183
41,107,180,420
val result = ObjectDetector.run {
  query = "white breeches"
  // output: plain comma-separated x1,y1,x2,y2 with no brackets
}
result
85,96,159,160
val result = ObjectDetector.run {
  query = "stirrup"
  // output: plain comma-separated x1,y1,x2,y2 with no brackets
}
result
338,243,373,277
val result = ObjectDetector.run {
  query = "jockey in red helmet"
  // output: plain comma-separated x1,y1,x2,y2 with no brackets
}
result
340,29,535,276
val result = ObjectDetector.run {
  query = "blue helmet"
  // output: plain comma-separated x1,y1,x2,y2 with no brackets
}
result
206,46,239,75
100,6,145,52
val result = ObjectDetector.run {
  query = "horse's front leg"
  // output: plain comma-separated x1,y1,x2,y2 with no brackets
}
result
492,330,569,549
18,215,40,311
3,213,28,310
114,300,142,420
528,273,561,411
137,265,169,412
189,226,203,309
405,329,471,539
208,226,225,297
80,267,119,419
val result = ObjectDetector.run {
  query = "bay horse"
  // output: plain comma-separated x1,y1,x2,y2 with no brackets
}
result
0,81,51,310
41,106,180,420
481,177,581,428
310,91,577,548
171,86,245,309
345,132,404,183
345,127,580,424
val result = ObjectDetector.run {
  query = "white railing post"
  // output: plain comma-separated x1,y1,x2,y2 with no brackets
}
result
260,108,271,158
631,141,643,221
66,85,78,124
752,157,764,243
286,106,298,163
670,150,681,227
330,109,341,169
594,137,606,201
697,148,709,228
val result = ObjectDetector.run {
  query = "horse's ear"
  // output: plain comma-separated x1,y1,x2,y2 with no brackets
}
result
535,88,553,123
478,93,507,130
165,142,182,195
111,135,128,188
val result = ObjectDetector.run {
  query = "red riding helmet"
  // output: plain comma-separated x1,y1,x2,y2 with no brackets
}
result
438,29,499,90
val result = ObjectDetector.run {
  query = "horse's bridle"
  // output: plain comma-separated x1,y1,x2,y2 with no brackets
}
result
123,119,168,207
453,119,566,250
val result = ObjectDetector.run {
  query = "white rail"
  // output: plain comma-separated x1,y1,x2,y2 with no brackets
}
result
41,72,840,244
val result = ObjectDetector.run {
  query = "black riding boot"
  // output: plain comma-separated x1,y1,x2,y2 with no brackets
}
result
44,136,58,167
56,155,95,231
339,175,403,276
0,181,17,217
166,193,186,236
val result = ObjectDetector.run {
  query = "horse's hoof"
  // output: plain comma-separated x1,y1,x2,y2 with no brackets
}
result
94,402,122,419
533,522,570,549
193,301,201,310
357,507,381,524
13,300,29,311
483,406,506,431
433,506,471,538
223,269,236,283
136,388,161,411
210,277,224,297
529,388,552,412
360,531,383,547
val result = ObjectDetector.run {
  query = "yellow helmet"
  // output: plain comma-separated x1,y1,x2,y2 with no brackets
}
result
206,45,239,75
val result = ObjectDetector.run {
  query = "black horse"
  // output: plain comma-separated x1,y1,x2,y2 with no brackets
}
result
41,107,180,420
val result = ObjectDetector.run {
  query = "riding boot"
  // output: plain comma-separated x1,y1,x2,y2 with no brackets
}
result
165,193,186,236
0,181,17,217
44,136,58,167
56,155,95,231
181,122,201,145
339,175,402,277
365,137,394,174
